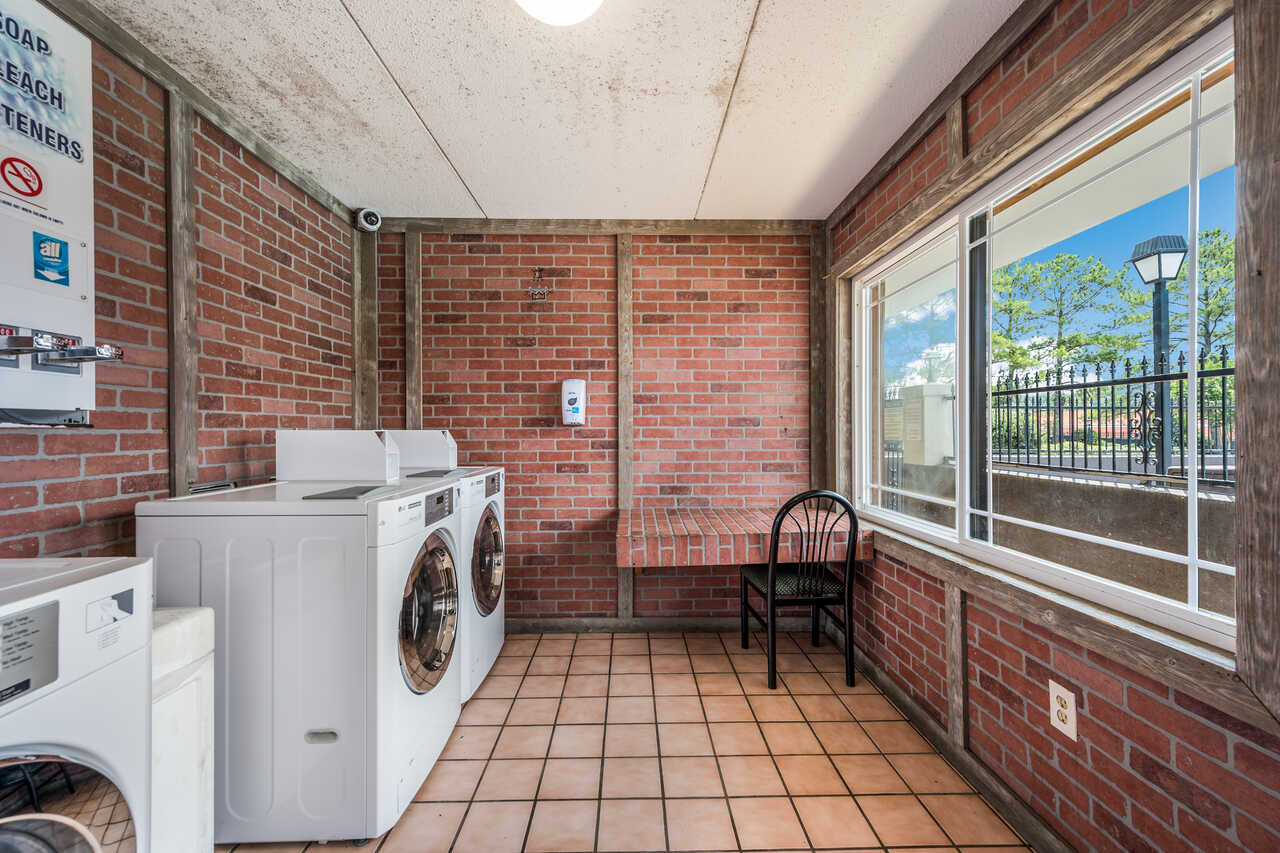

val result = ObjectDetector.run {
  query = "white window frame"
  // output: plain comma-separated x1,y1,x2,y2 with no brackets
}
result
849,20,1237,652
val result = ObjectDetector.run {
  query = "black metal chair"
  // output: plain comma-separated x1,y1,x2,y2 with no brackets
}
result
740,489,858,689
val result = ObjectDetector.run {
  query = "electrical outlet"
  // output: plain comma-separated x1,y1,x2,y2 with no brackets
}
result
1048,679,1077,741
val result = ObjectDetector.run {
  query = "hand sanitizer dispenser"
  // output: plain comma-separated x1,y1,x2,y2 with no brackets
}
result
561,378,586,426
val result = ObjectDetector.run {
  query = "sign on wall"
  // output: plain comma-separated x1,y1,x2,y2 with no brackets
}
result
0,0,96,414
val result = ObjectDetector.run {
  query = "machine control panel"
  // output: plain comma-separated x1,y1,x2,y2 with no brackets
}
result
424,488,453,526
485,472,501,497
0,601,58,707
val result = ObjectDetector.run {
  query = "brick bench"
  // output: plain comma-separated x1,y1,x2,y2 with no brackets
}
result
616,506,873,570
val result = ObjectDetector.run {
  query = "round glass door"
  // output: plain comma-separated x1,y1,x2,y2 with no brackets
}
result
471,505,504,616
399,533,458,693
0,758,131,852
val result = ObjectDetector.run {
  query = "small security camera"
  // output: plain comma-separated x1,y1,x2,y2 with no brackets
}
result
355,208,382,232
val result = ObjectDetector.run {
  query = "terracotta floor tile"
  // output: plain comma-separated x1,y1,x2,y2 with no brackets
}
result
832,754,911,794
564,674,608,697
685,638,726,654
793,795,880,848
649,637,687,654
509,697,561,725
508,633,542,640
716,755,785,797
602,756,662,798
774,755,847,795
726,797,808,849
604,723,659,757
548,724,605,758
919,794,1022,845
475,675,523,699
656,694,705,723
414,759,484,801
728,654,768,673
527,656,571,676
690,654,733,673
557,696,608,724
597,798,666,852
613,632,646,639
658,722,715,756
824,671,879,694
708,722,767,755
453,799,533,853
519,676,567,699
747,694,804,722
778,672,833,694
493,725,553,759
794,693,854,721
651,655,694,674
810,721,876,754
774,653,815,673
661,756,724,798
842,693,904,720
653,673,698,695
701,695,753,722
735,673,776,694
611,654,652,674
441,725,501,760
379,802,467,853
759,722,822,754
857,794,950,846
609,673,654,696
696,673,744,695
889,753,972,793
666,798,737,851
502,639,538,656
808,653,846,673
459,698,513,726
491,657,531,677
537,638,576,656
573,638,612,655
569,655,612,675
612,638,650,655
537,757,601,799
863,721,933,753
609,695,657,723
475,758,544,800
524,800,598,853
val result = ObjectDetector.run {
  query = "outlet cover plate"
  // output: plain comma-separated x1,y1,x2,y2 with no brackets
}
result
1049,679,1078,741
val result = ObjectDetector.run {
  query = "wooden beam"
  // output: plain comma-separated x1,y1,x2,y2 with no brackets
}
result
404,234,423,430
43,0,350,222
946,99,966,167
828,0,1231,279
351,231,379,429
617,233,635,619
165,93,197,496
1234,0,1280,721
809,233,828,489
823,0,1057,234
832,278,852,498
945,582,968,748
384,218,819,236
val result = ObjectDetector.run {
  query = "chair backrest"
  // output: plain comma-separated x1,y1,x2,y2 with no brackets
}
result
767,490,858,596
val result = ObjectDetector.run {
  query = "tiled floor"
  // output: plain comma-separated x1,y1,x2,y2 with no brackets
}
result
218,631,1030,853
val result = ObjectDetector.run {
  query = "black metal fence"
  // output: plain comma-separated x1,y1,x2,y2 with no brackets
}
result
991,347,1235,485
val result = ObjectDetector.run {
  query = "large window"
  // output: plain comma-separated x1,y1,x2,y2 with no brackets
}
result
853,28,1236,649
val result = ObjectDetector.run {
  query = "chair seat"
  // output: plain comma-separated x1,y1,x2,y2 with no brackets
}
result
742,563,843,598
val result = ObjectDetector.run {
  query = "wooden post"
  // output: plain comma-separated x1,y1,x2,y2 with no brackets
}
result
1234,0,1280,719
352,231,379,429
405,232,423,430
945,582,968,747
946,99,966,166
166,94,197,496
617,233,635,619
809,229,828,490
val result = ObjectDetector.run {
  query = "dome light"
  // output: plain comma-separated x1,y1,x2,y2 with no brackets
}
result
514,0,603,26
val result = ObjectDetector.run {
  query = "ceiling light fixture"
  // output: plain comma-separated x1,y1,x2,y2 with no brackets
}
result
514,0,603,26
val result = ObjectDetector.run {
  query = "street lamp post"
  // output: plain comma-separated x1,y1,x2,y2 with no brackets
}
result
1128,235,1189,476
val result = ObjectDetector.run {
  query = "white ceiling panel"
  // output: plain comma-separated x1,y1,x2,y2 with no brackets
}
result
342,0,757,218
91,0,483,216
697,0,1024,219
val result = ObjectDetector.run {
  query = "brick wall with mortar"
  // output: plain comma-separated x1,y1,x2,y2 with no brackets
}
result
376,232,407,429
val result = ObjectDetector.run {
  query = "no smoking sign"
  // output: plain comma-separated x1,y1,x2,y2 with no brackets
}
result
1,156,44,200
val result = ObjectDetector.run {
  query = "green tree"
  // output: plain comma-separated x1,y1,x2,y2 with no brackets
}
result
991,261,1038,370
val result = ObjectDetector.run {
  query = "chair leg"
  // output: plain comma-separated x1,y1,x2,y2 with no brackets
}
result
843,584,855,688
767,596,778,690
810,605,820,647
740,577,750,649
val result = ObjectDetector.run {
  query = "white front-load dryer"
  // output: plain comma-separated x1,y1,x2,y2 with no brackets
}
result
0,557,152,853
458,468,506,701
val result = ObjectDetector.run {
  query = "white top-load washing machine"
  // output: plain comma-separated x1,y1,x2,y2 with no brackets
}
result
135,477,466,844
0,557,152,853
458,468,506,701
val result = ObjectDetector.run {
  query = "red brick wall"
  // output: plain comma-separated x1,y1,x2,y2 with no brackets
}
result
0,45,169,558
632,234,810,508
192,115,354,484
376,233,407,429
967,596,1280,853
635,565,739,618
413,233,619,618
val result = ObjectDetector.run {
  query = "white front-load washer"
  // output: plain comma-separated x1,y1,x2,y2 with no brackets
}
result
458,468,506,701
0,557,152,853
136,478,465,844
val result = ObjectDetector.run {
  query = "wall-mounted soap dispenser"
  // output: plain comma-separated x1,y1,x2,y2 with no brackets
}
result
561,378,586,426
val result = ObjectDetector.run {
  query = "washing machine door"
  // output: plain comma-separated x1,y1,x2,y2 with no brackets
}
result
399,533,459,693
0,758,132,852
471,505,504,616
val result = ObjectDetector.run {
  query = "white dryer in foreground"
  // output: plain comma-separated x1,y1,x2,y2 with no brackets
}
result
0,557,152,853
136,478,464,844
458,468,506,700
